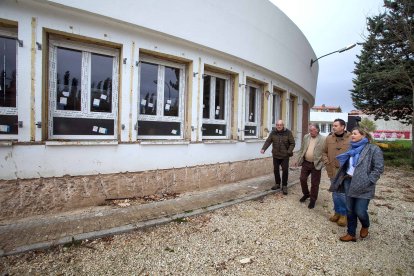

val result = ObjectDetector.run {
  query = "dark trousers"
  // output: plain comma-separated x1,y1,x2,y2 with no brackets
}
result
300,160,321,201
273,157,289,186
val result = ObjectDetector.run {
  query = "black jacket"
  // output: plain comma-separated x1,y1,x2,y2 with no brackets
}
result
262,128,295,159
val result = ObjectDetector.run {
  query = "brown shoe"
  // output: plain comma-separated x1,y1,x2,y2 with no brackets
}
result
337,215,347,227
360,227,369,238
339,234,356,242
329,213,340,222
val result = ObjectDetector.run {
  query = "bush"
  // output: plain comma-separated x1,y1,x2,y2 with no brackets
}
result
377,140,413,169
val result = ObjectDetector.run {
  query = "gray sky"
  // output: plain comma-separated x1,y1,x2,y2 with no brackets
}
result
269,0,384,112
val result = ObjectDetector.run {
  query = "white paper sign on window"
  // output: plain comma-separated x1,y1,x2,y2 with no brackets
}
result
0,125,11,133
171,129,177,135
62,91,70,97
215,129,219,133
141,99,146,106
100,94,107,100
98,127,108,134
93,99,100,107
167,99,172,104
165,104,170,111
215,109,220,115
218,130,223,135
60,97,67,105
92,126,99,132
148,103,154,108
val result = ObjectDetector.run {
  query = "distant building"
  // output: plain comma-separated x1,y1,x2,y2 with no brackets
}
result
348,110,411,140
310,110,348,136
311,104,342,113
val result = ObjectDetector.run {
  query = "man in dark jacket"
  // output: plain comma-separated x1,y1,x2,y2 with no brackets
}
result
260,120,295,195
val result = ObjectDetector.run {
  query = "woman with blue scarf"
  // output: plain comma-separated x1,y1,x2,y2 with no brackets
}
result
329,127,384,242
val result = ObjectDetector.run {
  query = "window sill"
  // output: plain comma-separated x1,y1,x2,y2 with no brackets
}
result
245,139,266,143
45,140,118,146
203,140,238,144
0,141,13,147
140,140,190,145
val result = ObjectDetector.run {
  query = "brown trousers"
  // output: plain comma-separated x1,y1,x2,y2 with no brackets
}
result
300,160,322,201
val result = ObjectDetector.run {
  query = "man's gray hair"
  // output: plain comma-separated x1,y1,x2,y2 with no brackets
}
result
309,123,320,133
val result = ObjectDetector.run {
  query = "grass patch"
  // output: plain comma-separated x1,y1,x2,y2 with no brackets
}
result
376,140,414,169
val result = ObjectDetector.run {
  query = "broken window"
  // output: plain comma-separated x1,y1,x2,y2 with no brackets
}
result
0,26,18,138
202,71,230,139
244,83,261,138
137,56,185,139
48,37,119,140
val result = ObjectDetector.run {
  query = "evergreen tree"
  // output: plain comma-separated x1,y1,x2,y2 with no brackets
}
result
351,0,414,158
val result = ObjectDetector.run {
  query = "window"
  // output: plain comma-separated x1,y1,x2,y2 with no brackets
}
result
0,26,18,139
244,82,261,138
48,38,119,139
328,123,333,133
271,91,282,125
137,56,185,139
321,123,326,133
202,71,231,139
289,95,297,132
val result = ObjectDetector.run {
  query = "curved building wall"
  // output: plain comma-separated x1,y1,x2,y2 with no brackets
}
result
0,0,317,219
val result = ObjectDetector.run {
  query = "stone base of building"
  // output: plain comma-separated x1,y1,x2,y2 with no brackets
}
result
0,158,275,221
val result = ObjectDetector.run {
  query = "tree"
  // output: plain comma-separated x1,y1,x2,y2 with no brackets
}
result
351,0,414,160
359,117,377,133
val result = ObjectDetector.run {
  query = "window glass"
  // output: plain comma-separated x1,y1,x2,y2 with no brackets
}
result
248,86,256,122
56,47,82,111
202,75,211,119
137,57,185,139
164,66,179,117
321,124,326,133
139,62,158,115
215,77,225,120
49,39,119,140
0,36,16,108
90,53,113,113
272,93,281,124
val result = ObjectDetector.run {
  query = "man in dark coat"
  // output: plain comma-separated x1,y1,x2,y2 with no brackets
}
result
260,120,295,195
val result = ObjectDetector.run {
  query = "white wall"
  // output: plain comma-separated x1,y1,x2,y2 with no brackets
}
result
0,0,317,180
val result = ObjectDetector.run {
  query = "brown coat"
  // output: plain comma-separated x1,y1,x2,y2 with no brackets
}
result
322,131,351,178
261,128,295,159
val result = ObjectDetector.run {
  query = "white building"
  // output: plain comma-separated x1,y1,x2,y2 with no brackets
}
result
0,0,318,219
310,112,348,136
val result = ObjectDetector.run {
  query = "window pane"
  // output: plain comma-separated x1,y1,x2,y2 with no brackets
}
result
53,117,114,135
90,53,113,113
56,47,82,111
202,123,226,136
0,115,18,134
138,120,180,136
244,125,256,137
139,62,158,115
202,75,211,119
164,66,180,117
215,77,225,120
248,86,256,122
0,36,17,108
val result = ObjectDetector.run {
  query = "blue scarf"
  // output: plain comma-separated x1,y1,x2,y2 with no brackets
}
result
336,138,369,167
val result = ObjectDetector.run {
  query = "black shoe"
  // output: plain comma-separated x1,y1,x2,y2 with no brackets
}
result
271,185,280,190
299,195,310,202
282,186,288,195
308,200,315,209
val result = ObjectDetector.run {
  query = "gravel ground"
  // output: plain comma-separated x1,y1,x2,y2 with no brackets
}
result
1,168,413,275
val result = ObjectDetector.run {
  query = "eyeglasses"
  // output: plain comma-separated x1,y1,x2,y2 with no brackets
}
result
276,124,284,126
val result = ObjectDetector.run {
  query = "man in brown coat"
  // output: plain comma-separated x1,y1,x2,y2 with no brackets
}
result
322,118,351,226
260,120,295,195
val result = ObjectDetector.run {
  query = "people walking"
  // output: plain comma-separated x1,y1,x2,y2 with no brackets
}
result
260,120,295,195
330,127,384,242
322,119,351,226
295,124,325,209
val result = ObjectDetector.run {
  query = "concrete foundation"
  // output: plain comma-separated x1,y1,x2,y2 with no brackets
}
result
0,158,274,221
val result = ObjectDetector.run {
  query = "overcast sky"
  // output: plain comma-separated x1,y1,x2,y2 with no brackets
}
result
269,0,384,112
